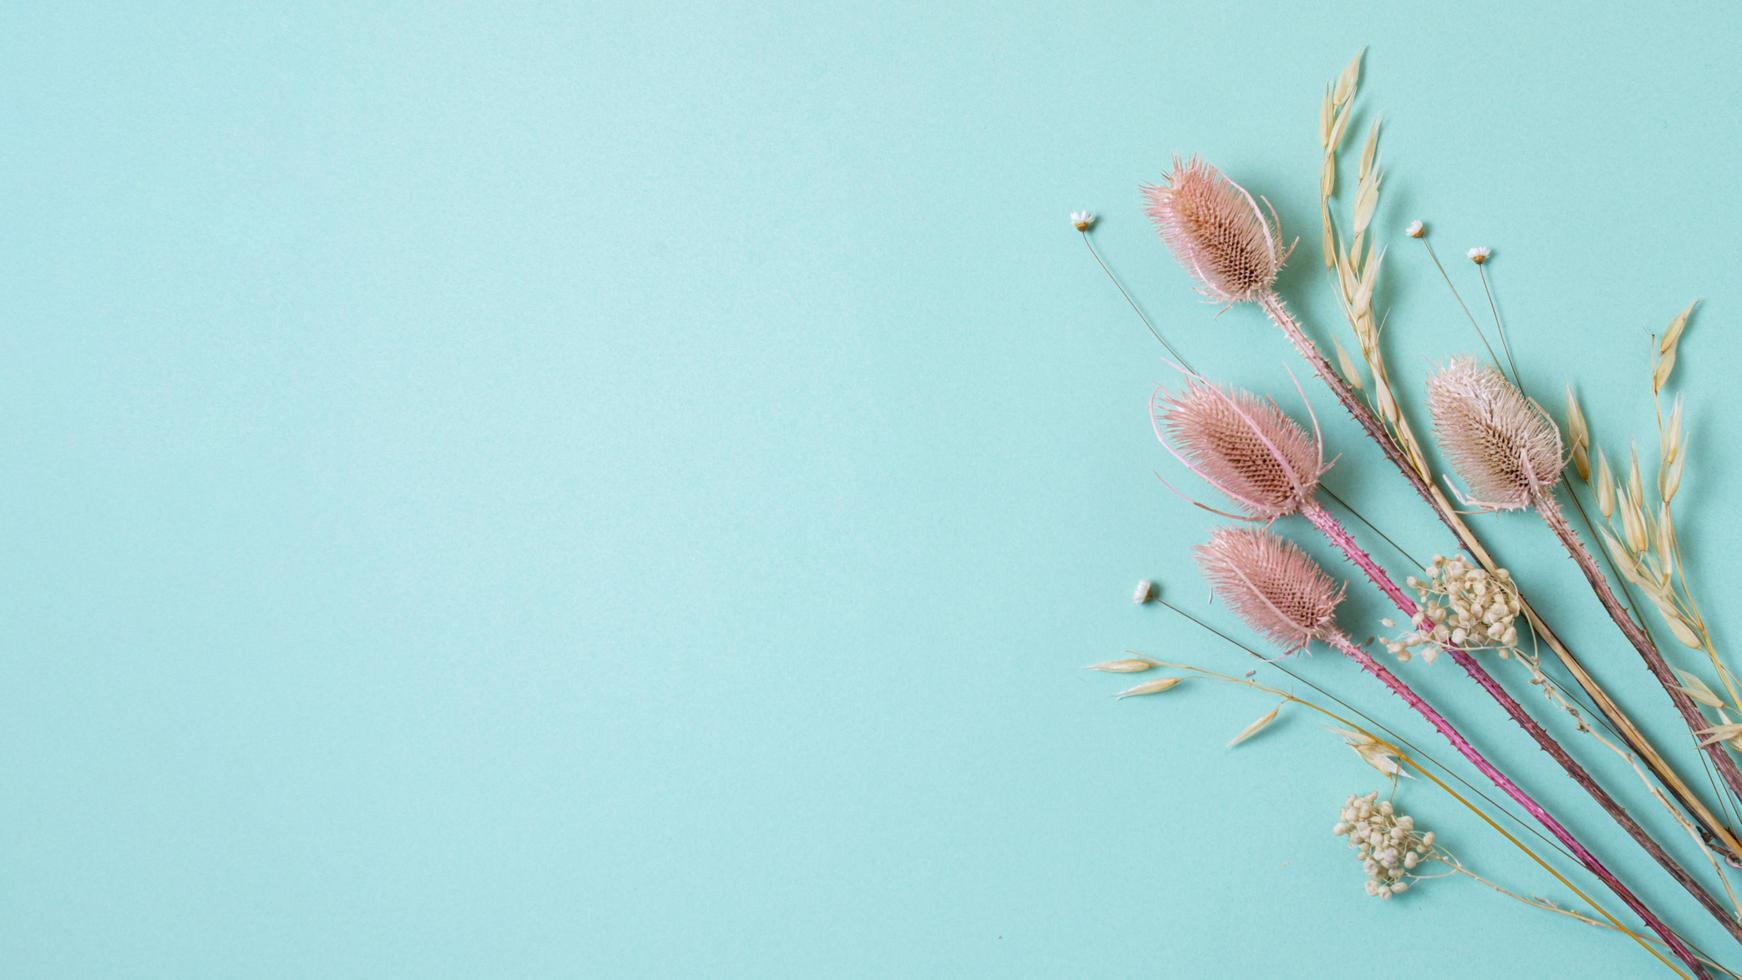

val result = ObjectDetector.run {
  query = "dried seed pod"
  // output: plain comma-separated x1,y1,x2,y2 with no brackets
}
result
1427,358,1564,510
1194,527,1344,654
1152,379,1325,520
1142,156,1289,303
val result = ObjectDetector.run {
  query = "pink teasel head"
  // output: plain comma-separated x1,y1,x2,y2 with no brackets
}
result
1195,527,1345,654
1426,358,1565,510
1142,156,1292,303
1152,377,1327,521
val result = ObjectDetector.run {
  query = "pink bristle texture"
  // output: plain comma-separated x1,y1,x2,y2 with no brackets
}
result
1142,156,1288,303
1152,379,1325,520
1426,358,1565,510
1194,527,1344,654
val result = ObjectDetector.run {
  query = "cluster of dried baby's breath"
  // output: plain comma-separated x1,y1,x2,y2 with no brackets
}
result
1334,792,1437,898
1315,53,1432,485
1380,556,1521,663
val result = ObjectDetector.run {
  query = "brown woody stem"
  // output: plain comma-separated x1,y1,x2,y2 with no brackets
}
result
1257,288,1742,859
1305,499,1742,943
1537,492,1742,806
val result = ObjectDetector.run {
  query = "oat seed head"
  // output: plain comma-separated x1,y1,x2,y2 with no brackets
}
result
1153,379,1325,520
1194,527,1344,654
1143,156,1288,303
1427,358,1565,510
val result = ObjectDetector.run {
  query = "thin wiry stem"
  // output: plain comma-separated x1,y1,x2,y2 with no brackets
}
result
1079,231,1188,366
1318,486,1415,566
1477,263,1526,394
1559,484,1742,844
1420,238,1510,382
1078,237,1407,568
1442,856,1742,979
1151,596,1574,864
1538,491,1742,809
1077,222,1742,855
1258,281,1742,861
1303,499,1742,941
1324,628,1702,976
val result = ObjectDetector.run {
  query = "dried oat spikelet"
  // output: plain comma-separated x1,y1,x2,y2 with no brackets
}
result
1152,379,1326,520
1427,358,1565,510
1142,156,1292,304
1195,527,1344,654
1564,385,1591,482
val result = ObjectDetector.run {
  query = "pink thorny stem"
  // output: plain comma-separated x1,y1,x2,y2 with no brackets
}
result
1256,287,1742,862
1324,629,1706,976
1301,499,1742,946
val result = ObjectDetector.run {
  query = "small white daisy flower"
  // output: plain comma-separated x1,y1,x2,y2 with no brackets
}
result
1405,220,1424,239
1071,210,1095,232
1132,579,1154,605
1467,245,1491,265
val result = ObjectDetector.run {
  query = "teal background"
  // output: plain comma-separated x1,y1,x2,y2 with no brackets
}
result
6,1,1742,976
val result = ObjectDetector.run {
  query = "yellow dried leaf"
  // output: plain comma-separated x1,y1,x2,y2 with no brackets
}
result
1334,341,1364,391
1115,677,1183,699
1655,301,1695,393
1318,85,1334,149
1695,723,1742,748
1677,670,1723,709
1595,448,1615,519
1564,386,1590,482
1088,658,1153,674
1228,703,1283,748
1332,49,1363,108
1664,608,1703,651
1661,440,1688,503
1358,118,1380,181
1352,171,1382,243
1352,248,1384,315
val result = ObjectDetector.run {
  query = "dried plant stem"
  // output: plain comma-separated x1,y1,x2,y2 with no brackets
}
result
1537,491,1742,805
1149,601,1577,864
1324,628,1705,976
1421,240,1508,380
1476,263,1524,391
1442,857,1742,979
1078,231,1188,366
1130,653,1673,974
1303,499,1742,941
1256,287,1742,860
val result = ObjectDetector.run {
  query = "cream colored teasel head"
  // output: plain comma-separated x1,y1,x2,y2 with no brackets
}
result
1426,358,1564,511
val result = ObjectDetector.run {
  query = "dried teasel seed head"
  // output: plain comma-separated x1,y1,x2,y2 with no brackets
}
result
1142,156,1290,304
1194,527,1344,654
1427,358,1565,510
1152,379,1326,520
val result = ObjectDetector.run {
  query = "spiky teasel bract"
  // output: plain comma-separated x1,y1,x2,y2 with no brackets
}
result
1427,357,1564,510
1142,156,1292,304
1152,378,1326,521
1194,527,1343,654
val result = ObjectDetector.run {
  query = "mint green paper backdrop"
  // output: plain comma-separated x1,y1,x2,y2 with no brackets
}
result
5,2,1741,976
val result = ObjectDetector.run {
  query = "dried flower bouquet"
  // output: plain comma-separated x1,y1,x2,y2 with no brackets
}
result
1075,50,1742,979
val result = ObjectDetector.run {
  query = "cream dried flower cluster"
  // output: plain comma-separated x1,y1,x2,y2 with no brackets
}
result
1381,556,1522,663
1333,792,1436,899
